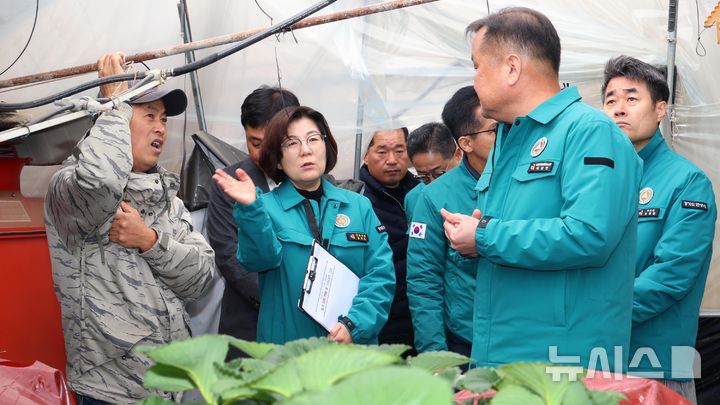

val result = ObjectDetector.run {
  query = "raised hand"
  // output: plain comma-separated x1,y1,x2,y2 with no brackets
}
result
97,52,128,97
213,168,258,205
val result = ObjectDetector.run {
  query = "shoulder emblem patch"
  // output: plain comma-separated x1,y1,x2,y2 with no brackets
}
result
682,200,708,211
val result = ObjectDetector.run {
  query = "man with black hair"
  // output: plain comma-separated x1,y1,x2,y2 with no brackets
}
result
359,127,418,352
602,55,715,403
442,8,641,371
403,122,460,221
407,87,495,356
206,85,299,358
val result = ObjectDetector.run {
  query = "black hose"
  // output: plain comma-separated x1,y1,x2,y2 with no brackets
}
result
0,71,143,111
0,0,337,113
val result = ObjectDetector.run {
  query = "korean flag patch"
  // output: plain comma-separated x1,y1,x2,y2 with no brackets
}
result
409,222,427,239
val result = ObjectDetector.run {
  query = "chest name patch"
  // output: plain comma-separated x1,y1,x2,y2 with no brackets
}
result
682,200,708,211
638,208,660,218
409,222,427,239
346,232,369,242
528,161,554,173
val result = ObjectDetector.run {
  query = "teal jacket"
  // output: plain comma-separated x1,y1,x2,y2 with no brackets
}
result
629,130,716,380
233,178,396,344
404,182,425,224
407,159,479,352
470,87,642,371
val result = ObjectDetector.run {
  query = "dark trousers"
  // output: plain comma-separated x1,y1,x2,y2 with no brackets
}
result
447,330,472,372
75,394,112,405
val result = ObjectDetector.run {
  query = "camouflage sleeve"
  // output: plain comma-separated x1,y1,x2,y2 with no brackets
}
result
45,103,134,250
140,198,215,302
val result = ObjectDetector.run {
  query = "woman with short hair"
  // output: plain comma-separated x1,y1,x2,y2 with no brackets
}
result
214,106,395,344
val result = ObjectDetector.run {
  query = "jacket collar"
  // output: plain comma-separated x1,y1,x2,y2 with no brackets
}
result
276,177,349,211
461,154,482,181
637,129,665,162
526,86,582,125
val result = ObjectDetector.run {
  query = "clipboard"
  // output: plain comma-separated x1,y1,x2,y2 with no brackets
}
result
298,240,359,332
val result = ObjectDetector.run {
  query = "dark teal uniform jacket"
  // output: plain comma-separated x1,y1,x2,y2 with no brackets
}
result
406,159,479,351
630,130,716,380
233,178,396,344
469,87,642,371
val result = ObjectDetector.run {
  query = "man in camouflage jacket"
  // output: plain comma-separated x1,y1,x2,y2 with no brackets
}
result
44,52,214,404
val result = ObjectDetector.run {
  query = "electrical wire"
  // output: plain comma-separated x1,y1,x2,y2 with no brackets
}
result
0,0,39,77
0,0,337,112
694,0,707,57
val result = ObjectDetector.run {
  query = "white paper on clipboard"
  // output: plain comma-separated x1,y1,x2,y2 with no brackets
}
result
298,240,359,332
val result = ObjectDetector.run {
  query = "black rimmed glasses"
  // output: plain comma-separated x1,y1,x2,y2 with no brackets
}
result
464,124,498,137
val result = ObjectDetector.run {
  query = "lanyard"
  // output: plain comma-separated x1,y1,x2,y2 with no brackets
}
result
302,199,328,248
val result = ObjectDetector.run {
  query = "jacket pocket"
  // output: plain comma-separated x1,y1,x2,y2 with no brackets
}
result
276,228,315,246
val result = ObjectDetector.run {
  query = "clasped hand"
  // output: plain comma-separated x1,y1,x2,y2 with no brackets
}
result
109,201,157,252
441,208,482,257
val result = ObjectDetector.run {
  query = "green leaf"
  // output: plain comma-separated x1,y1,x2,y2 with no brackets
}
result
227,337,277,359
261,337,335,365
253,344,399,397
376,343,413,356
406,351,471,372
491,384,545,405
588,389,626,405
143,364,196,392
437,366,462,385
458,367,501,394
560,381,593,405
498,363,582,404
283,366,454,405
136,396,178,405
138,335,230,404
218,385,257,405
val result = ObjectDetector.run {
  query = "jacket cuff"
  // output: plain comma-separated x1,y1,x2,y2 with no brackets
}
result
232,189,265,225
115,102,134,121
475,217,496,256
140,228,172,262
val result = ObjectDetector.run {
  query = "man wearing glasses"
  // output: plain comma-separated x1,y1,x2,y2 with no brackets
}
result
403,122,461,222
406,86,496,357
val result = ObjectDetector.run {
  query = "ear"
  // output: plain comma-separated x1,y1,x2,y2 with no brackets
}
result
458,136,472,154
506,54,522,86
362,154,368,165
655,100,668,123
452,147,463,164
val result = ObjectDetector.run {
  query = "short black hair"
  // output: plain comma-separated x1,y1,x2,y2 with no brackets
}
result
466,7,561,74
442,86,481,142
240,86,300,129
259,106,338,184
407,122,455,160
601,55,669,104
